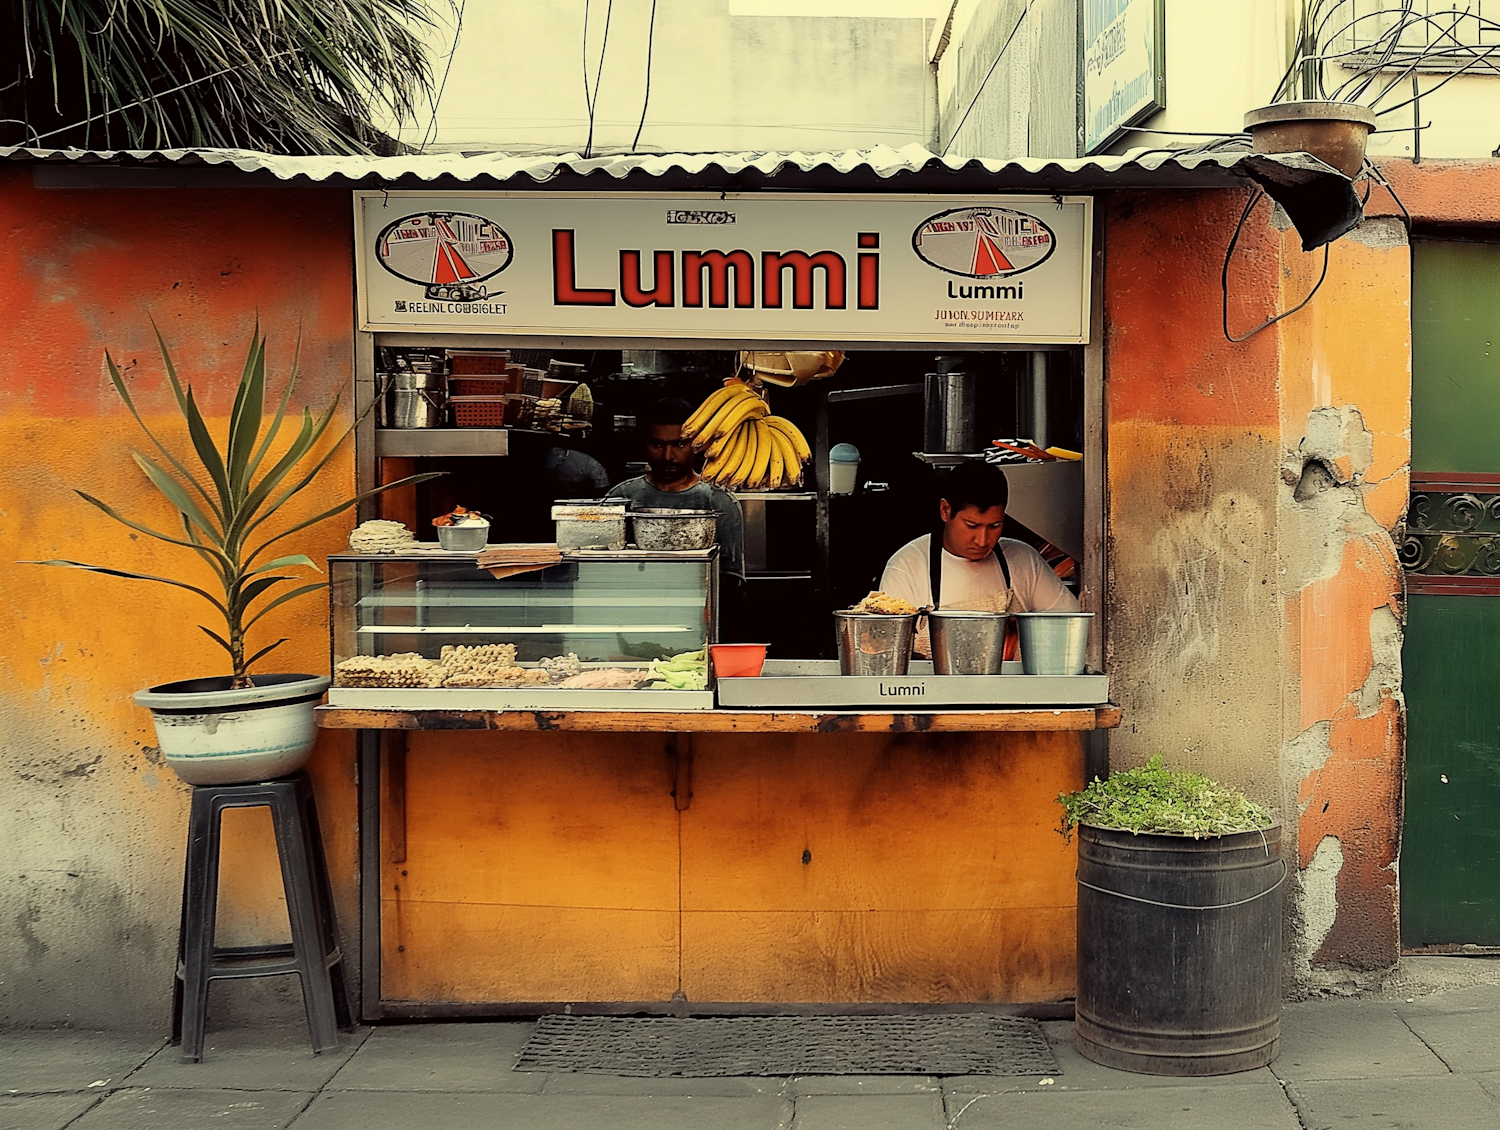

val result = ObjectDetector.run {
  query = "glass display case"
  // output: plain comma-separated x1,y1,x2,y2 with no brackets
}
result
327,548,717,710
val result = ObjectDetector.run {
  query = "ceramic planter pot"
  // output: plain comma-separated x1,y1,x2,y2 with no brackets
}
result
1243,101,1377,178
134,674,331,786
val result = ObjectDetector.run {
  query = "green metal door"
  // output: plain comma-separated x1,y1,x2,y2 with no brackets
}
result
1401,237,1500,948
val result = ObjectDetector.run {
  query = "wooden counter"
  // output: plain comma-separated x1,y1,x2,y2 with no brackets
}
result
324,705,1119,1019
317,704,1122,732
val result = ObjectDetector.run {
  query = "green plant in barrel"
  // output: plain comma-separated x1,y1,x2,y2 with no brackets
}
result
1058,754,1274,840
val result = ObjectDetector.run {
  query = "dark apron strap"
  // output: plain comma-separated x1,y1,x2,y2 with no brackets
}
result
929,531,1010,609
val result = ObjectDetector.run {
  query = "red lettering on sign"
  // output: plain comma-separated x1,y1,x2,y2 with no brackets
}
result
620,250,675,308
682,250,755,308
552,230,616,306
762,250,847,310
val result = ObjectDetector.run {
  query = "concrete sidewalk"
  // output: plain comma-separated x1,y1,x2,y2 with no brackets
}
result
5,960,1500,1130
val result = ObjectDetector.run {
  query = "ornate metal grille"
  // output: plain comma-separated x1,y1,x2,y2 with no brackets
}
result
1400,490,1500,576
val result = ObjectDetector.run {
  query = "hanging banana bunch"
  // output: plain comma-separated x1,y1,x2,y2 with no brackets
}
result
681,379,814,492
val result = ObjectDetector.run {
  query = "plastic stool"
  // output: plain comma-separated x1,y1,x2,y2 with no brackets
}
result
170,772,353,1062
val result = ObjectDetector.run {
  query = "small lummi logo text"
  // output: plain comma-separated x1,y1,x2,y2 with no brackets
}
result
666,209,736,225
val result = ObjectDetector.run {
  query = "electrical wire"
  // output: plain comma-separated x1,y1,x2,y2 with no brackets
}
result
939,4,1028,157
582,0,616,159
1221,189,1331,343
630,0,659,153
420,0,467,153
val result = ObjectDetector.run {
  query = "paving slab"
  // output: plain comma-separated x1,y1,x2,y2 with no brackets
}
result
1397,982,1500,1014
70,1086,313,1129
326,1023,543,1093
1474,1071,1500,1103
1271,1000,1448,1081
945,1082,1300,1130
292,1090,795,1130
0,1093,99,1130
1285,1076,1500,1130
789,1075,940,1095
1398,1009,1500,1074
538,1073,785,1097
942,1020,1276,1093
791,1093,945,1130
124,1027,369,1091
0,1028,163,1094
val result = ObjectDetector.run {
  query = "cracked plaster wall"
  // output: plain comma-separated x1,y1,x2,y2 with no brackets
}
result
1105,192,1410,989
0,171,361,1027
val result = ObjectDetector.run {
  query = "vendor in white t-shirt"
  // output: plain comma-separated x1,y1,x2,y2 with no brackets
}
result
879,461,1079,657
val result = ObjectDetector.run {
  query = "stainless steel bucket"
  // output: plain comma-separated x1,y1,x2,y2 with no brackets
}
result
923,370,977,453
929,610,1008,675
388,387,444,428
1014,612,1094,675
834,612,917,676
380,372,445,428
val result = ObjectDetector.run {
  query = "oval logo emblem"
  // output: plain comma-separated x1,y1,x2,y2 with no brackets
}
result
376,212,513,294
911,207,1055,278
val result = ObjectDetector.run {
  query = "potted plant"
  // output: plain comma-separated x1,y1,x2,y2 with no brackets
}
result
1059,755,1283,1076
30,323,436,786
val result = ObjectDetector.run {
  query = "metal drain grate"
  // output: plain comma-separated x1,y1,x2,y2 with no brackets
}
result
515,1014,1061,1077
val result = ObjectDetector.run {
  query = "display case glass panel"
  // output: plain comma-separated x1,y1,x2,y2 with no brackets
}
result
327,549,717,709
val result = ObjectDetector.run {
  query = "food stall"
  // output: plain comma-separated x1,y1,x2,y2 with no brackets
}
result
317,189,1119,1017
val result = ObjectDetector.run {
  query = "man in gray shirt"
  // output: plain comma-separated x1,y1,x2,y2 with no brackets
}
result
606,396,745,579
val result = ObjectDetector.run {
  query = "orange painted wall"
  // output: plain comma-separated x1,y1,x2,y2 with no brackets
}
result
1104,184,1412,980
0,168,360,1026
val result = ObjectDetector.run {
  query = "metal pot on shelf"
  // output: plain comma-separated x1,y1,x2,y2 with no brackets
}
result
379,370,445,429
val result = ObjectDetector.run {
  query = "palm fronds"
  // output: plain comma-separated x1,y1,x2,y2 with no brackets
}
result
3,0,443,154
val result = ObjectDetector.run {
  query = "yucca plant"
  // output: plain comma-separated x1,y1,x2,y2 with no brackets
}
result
33,323,438,687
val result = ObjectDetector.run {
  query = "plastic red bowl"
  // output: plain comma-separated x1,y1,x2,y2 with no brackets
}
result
710,643,769,678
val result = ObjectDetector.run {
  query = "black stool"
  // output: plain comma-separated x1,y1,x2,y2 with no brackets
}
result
171,772,353,1062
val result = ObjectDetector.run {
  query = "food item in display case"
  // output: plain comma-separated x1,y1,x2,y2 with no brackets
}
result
439,643,518,668
348,519,418,554
848,591,920,616
539,652,583,682
532,397,564,431
645,648,708,690
556,668,646,689
334,653,444,687
443,667,551,688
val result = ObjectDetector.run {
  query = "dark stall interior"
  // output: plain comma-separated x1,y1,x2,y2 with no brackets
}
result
375,345,1084,659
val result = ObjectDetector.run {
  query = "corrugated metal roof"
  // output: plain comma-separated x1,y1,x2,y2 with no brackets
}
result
1,141,1342,193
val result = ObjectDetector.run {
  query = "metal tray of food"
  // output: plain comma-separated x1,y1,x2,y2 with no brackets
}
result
326,687,715,711
714,659,1109,709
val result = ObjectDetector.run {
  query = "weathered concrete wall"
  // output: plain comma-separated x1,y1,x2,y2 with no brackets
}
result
1103,187,1411,990
395,0,935,154
0,169,360,1027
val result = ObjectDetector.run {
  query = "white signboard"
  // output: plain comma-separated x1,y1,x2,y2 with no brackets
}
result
355,192,1092,344
1083,0,1165,155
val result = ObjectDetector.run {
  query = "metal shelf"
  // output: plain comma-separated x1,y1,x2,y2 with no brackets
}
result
375,428,509,457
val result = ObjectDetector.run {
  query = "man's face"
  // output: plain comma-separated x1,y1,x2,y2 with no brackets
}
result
645,423,695,484
939,500,1005,561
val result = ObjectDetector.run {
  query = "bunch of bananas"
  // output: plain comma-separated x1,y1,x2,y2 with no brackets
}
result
681,380,813,491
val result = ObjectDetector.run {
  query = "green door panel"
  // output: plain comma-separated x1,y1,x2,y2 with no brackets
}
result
1412,239,1500,473
1401,593,1500,947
